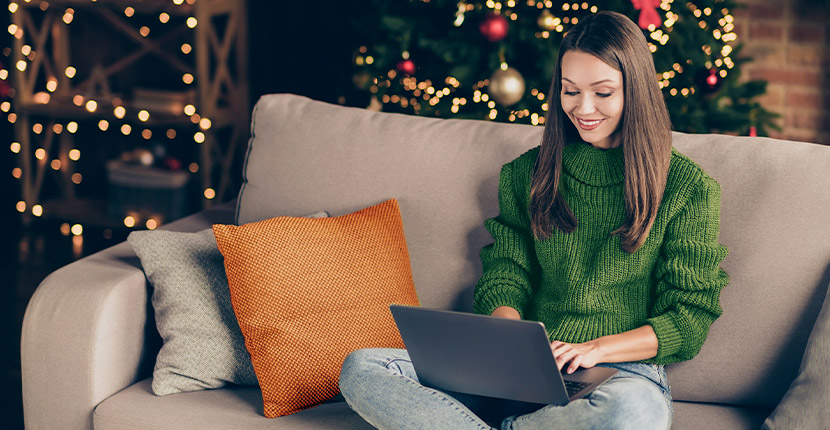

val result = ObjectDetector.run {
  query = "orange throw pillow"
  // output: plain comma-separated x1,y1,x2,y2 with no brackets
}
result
212,199,420,418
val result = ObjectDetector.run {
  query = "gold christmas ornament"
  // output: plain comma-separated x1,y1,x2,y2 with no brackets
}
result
538,10,558,31
488,67,525,106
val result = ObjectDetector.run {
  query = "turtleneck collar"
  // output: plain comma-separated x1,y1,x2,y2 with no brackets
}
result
562,141,625,186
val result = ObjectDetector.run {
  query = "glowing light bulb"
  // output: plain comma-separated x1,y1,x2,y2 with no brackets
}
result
183,105,196,116
65,66,76,78
67,122,78,133
186,17,197,28
194,132,205,143
69,149,81,161
32,205,43,217
99,119,109,131
85,100,98,112
114,106,126,119
10,142,20,153
124,216,136,228
138,110,150,121
71,224,83,236
204,188,216,199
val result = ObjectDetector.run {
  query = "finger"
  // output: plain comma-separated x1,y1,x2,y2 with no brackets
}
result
567,355,582,374
556,348,579,371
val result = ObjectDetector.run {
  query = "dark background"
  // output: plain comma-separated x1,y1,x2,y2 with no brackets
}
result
1,1,362,427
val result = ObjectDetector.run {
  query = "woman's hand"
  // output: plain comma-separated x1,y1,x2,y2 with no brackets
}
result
491,306,521,320
550,340,602,374
550,325,659,374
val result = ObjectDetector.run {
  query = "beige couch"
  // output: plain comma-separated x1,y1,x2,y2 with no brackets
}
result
22,94,830,429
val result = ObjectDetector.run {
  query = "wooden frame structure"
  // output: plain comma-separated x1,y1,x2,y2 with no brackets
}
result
10,0,248,225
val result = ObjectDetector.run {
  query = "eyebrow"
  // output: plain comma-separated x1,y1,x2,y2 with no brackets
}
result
561,77,617,86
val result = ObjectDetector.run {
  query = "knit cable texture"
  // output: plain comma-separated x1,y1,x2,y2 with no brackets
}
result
473,142,729,365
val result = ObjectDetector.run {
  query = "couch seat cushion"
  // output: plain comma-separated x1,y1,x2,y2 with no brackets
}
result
671,401,771,430
93,379,374,430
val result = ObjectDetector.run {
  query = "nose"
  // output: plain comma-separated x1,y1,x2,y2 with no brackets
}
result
575,94,596,115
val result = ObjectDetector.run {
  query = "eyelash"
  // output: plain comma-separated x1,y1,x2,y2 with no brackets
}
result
563,91,612,98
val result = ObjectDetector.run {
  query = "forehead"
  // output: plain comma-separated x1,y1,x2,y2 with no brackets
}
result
560,50,622,86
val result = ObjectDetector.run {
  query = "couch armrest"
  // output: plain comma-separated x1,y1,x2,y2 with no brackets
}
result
21,202,237,430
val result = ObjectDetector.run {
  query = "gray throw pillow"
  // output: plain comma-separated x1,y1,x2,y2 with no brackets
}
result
762,280,830,429
129,211,328,395
129,227,257,395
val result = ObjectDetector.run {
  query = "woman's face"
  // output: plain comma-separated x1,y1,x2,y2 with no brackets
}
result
560,50,624,149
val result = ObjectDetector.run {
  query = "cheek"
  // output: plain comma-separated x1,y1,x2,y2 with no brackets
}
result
560,96,575,113
605,98,624,119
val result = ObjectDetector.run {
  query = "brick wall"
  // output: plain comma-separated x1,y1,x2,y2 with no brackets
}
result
734,0,829,145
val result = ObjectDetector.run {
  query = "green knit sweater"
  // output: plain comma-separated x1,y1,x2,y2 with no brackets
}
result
473,142,729,365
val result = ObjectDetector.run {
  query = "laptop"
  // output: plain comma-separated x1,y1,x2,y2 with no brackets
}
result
389,305,618,411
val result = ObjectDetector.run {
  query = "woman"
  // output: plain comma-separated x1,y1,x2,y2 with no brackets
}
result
340,11,729,430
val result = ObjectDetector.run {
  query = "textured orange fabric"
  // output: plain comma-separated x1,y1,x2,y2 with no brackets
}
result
212,199,419,418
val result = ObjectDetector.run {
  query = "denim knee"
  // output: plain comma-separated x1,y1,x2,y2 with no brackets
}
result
593,379,671,430
339,348,375,399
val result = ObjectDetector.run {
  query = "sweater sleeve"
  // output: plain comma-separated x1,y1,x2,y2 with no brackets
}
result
647,176,729,364
473,161,537,317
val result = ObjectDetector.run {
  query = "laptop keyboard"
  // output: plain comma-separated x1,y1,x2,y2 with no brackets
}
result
563,379,593,397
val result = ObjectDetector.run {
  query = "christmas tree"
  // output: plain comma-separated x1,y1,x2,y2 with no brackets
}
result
346,0,777,136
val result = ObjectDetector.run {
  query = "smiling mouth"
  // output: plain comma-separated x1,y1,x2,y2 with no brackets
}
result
576,118,604,131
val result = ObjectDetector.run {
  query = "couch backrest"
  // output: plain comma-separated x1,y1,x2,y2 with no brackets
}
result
238,94,830,409
237,94,539,310
669,133,830,408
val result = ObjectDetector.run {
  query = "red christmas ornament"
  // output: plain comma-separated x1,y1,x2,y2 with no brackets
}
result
479,13,509,42
396,59,416,75
706,69,720,89
163,156,182,171
631,0,663,30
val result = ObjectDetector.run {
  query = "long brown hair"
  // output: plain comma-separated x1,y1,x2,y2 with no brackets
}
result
530,11,672,253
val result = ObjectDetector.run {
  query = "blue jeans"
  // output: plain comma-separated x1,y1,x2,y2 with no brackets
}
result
340,348,672,430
